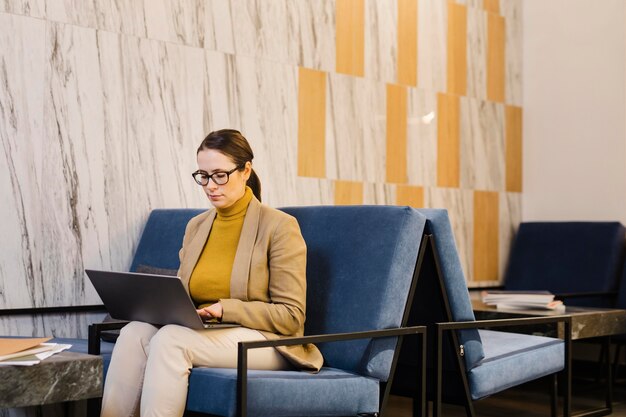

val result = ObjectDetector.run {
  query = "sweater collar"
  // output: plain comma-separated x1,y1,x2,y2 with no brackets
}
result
216,186,253,219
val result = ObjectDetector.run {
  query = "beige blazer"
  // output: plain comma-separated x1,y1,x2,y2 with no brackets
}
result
177,197,323,371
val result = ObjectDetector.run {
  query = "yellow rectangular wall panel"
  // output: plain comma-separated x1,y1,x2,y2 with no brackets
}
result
398,0,418,86
505,105,523,192
386,84,408,183
297,67,327,178
336,0,365,76
396,185,424,207
447,2,467,95
487,13,505,102
334,180,364,205
437,93,460,187
483,0,500,14
474,190,499,281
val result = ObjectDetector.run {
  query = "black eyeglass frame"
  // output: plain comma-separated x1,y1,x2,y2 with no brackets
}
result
192,164,244,186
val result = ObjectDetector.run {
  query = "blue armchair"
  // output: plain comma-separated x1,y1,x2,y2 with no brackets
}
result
392,209,572,417
503,222,625,307
83,206,428,417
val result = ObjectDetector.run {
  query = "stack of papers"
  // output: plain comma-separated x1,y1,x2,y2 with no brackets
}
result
481,290,565,311
0,337,72,366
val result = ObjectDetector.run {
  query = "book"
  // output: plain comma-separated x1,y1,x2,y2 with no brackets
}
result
481,290,565,311
0,343,72,366
0,337,52,358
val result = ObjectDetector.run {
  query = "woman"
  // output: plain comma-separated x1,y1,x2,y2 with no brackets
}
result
101,129,323,417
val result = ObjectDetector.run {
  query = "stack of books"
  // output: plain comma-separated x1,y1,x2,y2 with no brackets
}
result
0,337,72,366
481,290,565,311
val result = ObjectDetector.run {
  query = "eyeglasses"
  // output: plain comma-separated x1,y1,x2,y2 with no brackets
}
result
192,165,243,186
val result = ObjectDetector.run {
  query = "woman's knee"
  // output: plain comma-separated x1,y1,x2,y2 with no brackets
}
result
149,325,192,354
117,321,159,347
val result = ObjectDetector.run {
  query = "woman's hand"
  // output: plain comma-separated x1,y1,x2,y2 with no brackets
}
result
196,302,223,320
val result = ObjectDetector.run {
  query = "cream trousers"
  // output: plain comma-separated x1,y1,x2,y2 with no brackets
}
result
100,321,291,417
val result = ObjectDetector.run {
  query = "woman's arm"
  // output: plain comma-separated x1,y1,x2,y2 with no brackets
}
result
220,216,307,336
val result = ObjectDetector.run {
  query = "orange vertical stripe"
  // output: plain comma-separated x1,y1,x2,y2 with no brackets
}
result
505,106,523,192
386,84,408,183
334,181,364,205
396,185,424,208
297,68,327,178
336,0,365,76
437,93,460,187
474,191,499,281
487,13,505,102
397,0,418,86
483,0,500,14
447,2,467,95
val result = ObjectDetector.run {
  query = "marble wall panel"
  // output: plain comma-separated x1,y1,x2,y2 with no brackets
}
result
292,177,334,206
417,0,447,92
425,187,474,281
204,50,241,132
501,0,522,106
365,0,397,83
459,96,505,191
292,0,336,72
204,0,236,53
363,182,395,205
44,0,205,47
0,0,44,17
326,73,386,183
0,14,46,309
466,7,487,101
406,88,438,186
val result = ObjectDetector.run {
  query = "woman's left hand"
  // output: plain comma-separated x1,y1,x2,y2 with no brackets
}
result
197,302,223,320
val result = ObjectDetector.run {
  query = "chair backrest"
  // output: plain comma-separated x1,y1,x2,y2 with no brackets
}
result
280,206,426,380
413,209,485,370
130,209,204,273
616,257,626,309
504,222,625,307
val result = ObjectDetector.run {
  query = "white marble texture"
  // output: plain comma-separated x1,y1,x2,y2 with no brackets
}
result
406,88,437,186
205,0,236,53
0,0,44,17
459,96,505,191
466,7,487,101
326,73,386,183
363,182,395,205
0,13,46,309
424,187,474,282
418,0,447,92
501,0,522,106
292,0,335,72
44,0,205,47
365,0,397,83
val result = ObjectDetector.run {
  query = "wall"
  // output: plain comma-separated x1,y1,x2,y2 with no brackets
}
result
0,0,523,340
522,0,626,223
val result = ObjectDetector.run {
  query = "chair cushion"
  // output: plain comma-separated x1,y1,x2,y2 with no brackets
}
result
186,367,379,417
468,330,564,400
414,209,485,370
504,222,625,307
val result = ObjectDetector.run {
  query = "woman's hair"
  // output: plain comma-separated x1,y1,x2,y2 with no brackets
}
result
197,129,262,201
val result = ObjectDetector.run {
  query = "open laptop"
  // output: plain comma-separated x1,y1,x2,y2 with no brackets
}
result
85,269,240,330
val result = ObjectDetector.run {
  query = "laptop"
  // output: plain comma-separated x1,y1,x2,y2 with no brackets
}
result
85,269,240,330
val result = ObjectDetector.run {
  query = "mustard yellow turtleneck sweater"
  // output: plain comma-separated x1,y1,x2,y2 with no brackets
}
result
189,187,253,308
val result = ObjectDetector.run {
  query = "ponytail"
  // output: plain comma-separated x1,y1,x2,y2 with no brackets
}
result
247,168,262,202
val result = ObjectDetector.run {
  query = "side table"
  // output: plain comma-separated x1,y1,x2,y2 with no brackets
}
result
0,351,103,409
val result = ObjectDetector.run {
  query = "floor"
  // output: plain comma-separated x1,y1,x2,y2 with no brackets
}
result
386,378,626,416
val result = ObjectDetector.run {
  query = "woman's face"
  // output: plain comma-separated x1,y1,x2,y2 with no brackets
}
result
196,149,251,209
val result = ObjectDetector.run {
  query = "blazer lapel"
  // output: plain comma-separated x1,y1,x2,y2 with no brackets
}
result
179,210,216,291
230,197,261,300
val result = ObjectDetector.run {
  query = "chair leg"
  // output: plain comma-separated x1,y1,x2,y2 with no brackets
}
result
612,344,622,384
550,374,558,417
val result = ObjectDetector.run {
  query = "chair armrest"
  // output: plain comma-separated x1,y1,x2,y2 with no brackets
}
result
235,326,427,417
88,321,129,355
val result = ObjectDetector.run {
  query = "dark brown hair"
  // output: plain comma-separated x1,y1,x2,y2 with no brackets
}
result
197,129,261,201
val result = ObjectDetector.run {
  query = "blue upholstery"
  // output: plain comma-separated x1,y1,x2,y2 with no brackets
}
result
186,367,379,417
413,209,485,370
129,209,204,272
614,258,626,342
468,330,564,400
504,222,625,307
94,205,426,416
280,206,426,380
